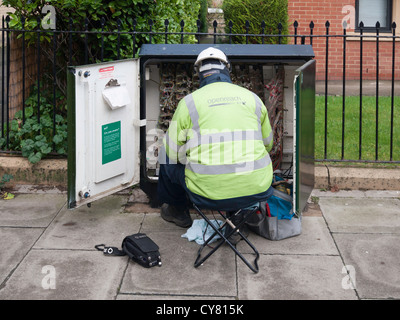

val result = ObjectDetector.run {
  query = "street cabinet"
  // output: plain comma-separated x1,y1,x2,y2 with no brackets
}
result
67,44,315,216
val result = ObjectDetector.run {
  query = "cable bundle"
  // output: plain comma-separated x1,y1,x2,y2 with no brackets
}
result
158,63,199,132
265,66,285,171
157,63,285,173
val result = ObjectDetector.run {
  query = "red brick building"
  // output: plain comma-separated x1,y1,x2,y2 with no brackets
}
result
288,0,400,80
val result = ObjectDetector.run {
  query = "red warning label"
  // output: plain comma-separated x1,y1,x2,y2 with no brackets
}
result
99,66,114,79
99,66,114,73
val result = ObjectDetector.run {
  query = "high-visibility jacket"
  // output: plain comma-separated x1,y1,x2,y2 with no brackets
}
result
164,81,273,201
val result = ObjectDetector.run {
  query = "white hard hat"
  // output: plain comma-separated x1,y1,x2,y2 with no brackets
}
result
194,47,230,72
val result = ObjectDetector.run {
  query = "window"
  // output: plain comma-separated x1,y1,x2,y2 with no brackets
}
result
356,0,393,32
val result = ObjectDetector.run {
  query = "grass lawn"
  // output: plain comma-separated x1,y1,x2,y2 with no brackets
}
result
315,95,400,163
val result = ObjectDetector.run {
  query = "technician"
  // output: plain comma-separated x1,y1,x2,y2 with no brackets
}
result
157,47,274,229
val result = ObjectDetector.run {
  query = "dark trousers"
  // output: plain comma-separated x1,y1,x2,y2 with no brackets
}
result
157,161,189,207
157,158,273,212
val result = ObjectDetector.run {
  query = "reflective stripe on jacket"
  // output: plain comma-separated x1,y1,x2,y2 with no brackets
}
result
164,82,273,201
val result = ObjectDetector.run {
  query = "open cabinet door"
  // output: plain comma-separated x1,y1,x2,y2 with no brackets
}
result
67,59,142,209
293,59,316,215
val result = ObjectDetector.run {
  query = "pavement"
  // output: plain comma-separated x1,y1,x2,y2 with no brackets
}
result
0,186,400,301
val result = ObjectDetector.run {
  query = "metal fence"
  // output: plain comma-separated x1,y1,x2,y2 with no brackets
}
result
0,16,399,164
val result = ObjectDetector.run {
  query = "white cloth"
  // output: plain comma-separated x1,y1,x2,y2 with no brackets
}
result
181,219,225,245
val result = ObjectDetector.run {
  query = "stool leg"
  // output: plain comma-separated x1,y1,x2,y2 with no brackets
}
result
193,210,228,267
193,204,259,273
223,209,260,273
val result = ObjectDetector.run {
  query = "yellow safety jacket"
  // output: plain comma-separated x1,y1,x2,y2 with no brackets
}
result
164,81,273,201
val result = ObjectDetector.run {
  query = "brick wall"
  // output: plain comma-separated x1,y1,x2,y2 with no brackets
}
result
8,33,38,119
1,2,37,118
288,0,399,80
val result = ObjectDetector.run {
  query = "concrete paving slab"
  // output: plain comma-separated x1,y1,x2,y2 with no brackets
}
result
0,249,127,300
364,190,400,198
0,194,66,227
35,195,142,250
237,217,338,256
124,202,160,214
0,227,43,285
116,294,234,300
333,233,400,299
237,254,358,300
314,166,400,191
1,187,397,300
139,211,208,234
311,189,367,198
120,231,237,298
319,197,400,233
139,212,190,232
312,189,400,199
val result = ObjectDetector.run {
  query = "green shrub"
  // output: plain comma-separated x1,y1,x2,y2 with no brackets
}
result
149,0,201,44
199,0,208,33
1,0,202,163
0,84,68,164
222,0,289,44
3,0,202,58
3,0,156,61
3,0,202,94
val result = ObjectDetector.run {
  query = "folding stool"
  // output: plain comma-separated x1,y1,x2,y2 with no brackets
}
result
192,203,260,273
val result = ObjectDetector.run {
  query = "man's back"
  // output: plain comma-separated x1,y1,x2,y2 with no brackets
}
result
169,81,273,201
158,47,274,222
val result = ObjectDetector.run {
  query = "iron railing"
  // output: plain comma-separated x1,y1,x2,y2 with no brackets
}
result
0,17,399,164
